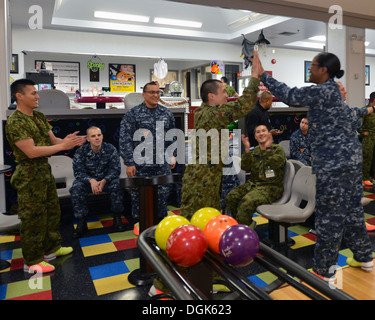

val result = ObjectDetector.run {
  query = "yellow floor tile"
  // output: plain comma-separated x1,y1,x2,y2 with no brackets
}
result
93,273,135,296
87,221,104,230
291,235,315,249
0,235,16,244
253,215,268,225
81,242,117,257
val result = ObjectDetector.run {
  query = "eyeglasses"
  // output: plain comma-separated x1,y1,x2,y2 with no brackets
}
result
310,63,320,67
144,91,160,95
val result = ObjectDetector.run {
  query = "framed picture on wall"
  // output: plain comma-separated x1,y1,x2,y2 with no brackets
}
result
304,61,312,83
10,54,18,74
365,65,370,86
151,70,178,88
109,64,136,92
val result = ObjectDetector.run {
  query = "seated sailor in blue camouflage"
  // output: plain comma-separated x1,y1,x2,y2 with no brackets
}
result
70,126,125,238
289,117,311,166
252,50,374,280
119,81,176,221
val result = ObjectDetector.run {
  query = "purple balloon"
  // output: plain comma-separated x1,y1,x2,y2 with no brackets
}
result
219,224,259,267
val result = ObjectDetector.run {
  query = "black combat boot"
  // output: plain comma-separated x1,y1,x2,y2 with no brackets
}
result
113,214,126,232
73,217,88,238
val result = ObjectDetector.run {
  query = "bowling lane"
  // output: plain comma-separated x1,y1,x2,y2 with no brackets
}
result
270,264,375,300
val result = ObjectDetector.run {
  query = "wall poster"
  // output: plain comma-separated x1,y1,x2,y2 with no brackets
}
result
304,61,312,83
35,60,80,92
365,65,370,86
109,64,136,92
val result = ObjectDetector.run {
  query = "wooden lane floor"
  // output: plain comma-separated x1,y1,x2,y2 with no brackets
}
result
270,264,375,300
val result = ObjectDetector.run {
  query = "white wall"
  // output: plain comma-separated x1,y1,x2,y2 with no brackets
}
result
366,55,375,100
22,52,203,93
247,47,319,89
10,25,375,102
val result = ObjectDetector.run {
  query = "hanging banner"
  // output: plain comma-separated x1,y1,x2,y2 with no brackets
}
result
109,64,136,92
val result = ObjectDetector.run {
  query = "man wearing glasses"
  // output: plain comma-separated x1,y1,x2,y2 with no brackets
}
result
119,81,176,222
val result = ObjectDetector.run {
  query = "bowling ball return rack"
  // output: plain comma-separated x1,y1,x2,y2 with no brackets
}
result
121,173,354,300
138,225,355,300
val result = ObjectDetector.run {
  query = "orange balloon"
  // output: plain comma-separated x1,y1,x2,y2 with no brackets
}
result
204,215,238,253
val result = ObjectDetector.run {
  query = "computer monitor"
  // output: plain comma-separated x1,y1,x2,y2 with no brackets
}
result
26,72,54,88
38,84,52,90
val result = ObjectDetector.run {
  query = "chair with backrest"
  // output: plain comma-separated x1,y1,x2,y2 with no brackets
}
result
232,157,295,204
256,166,316,245
37,89,70,111
279,140,290,159
288,159,305,174
231,155,246,185
48,155,74,198
124,93,144,110
272,160,295,205
0,213,20,233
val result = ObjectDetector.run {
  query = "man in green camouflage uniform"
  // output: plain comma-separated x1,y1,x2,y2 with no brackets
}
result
221,76,239,98
225,125,285,226
179,75,260,219
360,92,375,183
5,79,85,273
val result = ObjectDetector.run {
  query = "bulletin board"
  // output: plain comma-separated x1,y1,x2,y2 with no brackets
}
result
35,60,81,93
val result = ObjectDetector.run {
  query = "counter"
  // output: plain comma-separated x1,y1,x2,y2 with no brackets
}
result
6,107,187,119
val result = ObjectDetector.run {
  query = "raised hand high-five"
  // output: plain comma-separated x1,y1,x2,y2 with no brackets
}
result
249,50,265,79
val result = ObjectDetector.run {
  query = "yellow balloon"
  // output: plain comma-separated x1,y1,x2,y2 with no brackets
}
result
190,207,221,231
155,215,190,251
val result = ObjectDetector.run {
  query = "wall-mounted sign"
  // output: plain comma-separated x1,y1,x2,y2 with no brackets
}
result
87,60,105,72
109,64,136,92
211,60,223,75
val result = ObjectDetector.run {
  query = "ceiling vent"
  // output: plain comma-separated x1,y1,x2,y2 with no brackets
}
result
278,31,297,36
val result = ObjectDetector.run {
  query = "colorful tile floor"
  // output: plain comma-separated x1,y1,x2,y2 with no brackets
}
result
1,192,375,300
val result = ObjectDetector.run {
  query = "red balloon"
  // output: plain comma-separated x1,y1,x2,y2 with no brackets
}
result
166,225,208,267
204,215,238,254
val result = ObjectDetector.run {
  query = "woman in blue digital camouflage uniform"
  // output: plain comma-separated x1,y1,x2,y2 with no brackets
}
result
252,51,373,281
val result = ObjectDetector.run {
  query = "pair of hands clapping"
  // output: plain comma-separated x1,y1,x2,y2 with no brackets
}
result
63,131,86,149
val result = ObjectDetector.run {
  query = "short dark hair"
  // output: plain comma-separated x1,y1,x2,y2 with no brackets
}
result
260,91,273,102
10,78,36,102
200,79,221,103
143,81,159,93
316,52,344,79
221,76,228,83
254,124,270,135
370,92,375,103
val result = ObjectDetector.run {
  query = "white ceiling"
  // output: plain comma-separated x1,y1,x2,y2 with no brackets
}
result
8,0,375,55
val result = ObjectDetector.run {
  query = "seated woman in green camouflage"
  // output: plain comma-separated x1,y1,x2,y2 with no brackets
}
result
225,125,286,227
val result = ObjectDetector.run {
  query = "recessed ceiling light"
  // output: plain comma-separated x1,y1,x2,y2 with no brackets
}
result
94,11,149,23
153,17,202,28
308,35,326,42
285,41,325,49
